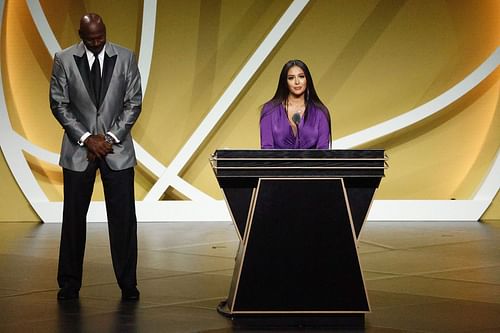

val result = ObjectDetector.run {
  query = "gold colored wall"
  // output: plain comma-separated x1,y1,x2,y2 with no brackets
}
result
1,0,499,221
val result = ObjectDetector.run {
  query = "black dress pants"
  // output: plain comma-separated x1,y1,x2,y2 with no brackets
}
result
57,159,137,291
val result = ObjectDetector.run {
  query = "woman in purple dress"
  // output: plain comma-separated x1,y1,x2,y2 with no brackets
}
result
260,60,331,149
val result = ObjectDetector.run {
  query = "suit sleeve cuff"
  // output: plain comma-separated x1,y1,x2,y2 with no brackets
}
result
106,132,120,143
78,132,91,146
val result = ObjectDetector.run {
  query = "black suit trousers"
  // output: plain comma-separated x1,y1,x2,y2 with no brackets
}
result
57,158,138,291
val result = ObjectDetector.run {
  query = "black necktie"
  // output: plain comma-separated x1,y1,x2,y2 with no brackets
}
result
90,53,101,106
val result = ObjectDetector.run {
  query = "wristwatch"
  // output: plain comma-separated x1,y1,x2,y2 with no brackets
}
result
104,134,115,145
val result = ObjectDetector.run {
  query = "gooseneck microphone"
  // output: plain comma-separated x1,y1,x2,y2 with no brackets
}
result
292,112,301,146
292,112,301,126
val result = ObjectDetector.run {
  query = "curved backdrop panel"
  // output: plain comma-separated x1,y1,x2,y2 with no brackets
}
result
0,0,498,222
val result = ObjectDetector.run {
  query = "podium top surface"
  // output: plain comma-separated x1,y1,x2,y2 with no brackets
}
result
210,149,387,178
212,149,384,159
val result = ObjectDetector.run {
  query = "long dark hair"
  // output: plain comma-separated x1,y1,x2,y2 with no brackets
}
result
264,59,331,138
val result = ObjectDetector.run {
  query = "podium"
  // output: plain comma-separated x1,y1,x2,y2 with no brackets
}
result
210,149,386,327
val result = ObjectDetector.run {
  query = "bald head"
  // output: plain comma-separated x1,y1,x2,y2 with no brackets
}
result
79,13,106,54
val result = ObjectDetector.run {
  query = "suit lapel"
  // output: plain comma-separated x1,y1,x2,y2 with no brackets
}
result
73,53,98,107
99,53,117,107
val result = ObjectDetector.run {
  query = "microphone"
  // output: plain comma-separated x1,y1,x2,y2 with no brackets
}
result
292,112,301,145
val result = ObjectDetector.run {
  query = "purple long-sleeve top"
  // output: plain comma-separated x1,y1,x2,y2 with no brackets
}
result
260,102,330,149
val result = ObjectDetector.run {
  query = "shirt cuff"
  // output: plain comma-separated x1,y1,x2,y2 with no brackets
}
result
78,132,91,146
106,132,120,143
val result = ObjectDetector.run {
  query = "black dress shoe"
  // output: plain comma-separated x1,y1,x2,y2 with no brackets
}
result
57,288,79,300
121,287,140,301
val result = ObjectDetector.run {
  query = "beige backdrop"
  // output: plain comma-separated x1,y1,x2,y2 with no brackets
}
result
1,0,499,221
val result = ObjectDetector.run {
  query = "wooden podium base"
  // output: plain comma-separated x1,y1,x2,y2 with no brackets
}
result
217,300,365,328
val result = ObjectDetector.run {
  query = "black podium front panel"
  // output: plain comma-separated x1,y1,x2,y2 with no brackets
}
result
230,178,369,313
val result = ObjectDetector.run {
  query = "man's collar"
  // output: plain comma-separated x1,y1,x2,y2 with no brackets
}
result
74,41,116,58
83,44,106,57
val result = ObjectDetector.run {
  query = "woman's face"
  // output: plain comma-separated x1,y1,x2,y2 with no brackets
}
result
286,65,307,97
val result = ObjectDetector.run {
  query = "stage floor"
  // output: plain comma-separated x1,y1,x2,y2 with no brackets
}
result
0,220,499,332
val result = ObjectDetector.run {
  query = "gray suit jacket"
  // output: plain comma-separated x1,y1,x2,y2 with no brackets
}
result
50,41,142,172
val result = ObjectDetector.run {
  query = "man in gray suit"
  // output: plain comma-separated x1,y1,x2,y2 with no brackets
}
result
50,13,142,301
